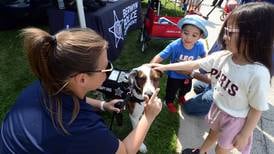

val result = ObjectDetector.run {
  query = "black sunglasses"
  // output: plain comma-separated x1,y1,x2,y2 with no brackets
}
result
54,62,113,95
87,61,113,77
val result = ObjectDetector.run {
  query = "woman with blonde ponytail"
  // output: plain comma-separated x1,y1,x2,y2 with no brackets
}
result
0,27,162,154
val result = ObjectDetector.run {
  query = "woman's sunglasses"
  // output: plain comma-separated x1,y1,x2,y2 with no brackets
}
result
88,61,113,77
53,62,113,95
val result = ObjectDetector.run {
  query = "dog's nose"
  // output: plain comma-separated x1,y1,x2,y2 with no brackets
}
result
144,91,153,98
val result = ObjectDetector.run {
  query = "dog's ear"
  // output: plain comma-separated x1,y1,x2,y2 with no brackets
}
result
127,69,138,85
154,69,163,78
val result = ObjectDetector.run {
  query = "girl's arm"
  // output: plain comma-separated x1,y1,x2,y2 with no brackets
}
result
151,50,230,72
153,57,207,72
233,107,262,151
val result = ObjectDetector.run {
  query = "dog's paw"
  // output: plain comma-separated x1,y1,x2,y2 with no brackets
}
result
139,143,148,153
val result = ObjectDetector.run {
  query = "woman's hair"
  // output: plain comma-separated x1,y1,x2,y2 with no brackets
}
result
21,27,108,133
218,2,274,73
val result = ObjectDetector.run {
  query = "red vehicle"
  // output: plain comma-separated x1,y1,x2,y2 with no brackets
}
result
139,0,183,52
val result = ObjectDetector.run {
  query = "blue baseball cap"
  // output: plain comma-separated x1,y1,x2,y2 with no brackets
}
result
177,15,208,39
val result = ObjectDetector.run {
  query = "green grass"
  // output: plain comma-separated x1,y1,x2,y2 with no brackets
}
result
0,1,183,153
0,29,34,120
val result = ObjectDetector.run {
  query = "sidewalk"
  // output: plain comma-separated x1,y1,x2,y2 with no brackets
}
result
176,0,274,153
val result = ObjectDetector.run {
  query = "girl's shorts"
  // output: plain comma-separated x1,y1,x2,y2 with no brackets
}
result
205,103,252,154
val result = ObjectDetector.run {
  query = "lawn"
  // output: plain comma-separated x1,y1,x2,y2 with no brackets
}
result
0,0,184,153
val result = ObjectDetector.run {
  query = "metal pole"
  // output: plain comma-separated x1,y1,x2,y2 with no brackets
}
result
157,0,160,16
76,0,86,28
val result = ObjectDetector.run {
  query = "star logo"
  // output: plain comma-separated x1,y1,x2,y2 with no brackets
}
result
108,10,124,48
114,87,124,97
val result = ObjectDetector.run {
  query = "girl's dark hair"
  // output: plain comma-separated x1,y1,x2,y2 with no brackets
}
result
21,28,108,134
218,2,274,74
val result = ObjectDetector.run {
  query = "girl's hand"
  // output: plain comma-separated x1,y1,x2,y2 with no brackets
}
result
232,133,250,151
143,88,162,121
147,63,166,72
104,99,123,113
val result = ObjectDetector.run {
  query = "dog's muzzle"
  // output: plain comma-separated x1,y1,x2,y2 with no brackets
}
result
97,68,144,108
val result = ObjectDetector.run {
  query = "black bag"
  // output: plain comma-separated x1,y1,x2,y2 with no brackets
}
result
64,0,106,12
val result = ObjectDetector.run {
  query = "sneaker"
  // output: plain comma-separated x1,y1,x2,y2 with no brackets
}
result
179,96,186,105
167,103,177,113
181,148,200,154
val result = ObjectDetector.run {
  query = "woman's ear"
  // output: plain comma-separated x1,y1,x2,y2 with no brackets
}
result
73,73,87,85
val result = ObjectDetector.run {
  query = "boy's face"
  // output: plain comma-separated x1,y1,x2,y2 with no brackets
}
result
181,25,202,49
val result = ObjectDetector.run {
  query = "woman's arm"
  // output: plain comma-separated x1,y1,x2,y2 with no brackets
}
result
86,97,121,113
116,89,162,154
233,107,262,151
86,97,102,109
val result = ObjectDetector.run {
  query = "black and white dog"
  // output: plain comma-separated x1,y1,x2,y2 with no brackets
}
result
97,65,162,153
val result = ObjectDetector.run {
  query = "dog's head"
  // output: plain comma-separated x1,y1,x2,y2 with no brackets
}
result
128,65,162,98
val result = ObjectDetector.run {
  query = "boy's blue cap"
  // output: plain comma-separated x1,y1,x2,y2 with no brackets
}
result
177,15,208,39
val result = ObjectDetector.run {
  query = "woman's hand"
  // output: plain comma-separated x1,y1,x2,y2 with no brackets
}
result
143,88,162,121
104,99,124,113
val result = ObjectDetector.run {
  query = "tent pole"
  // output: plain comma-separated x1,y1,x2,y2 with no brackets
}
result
76,0,86,28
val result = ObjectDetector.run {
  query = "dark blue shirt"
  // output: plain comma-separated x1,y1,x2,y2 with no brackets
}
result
0,81,119,154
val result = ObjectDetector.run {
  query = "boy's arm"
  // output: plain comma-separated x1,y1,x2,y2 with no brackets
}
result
191,71,211,84
233,107,262,151
150,54,164,63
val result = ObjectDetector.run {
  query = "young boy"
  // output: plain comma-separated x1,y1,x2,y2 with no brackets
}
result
150,15,208,112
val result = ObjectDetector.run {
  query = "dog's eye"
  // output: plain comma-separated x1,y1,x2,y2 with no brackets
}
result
136,76,146,86
137,76,146,82
152,77,159,82
151,70,163,78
